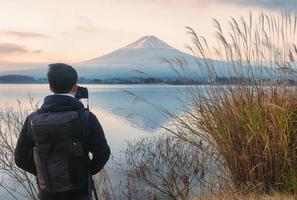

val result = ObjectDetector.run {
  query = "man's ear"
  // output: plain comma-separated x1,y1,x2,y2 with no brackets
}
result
49,86,54,92
71,84,78,95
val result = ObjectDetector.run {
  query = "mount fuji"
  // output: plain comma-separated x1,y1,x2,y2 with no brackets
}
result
75,35,199,79
0,36,201,79
75,35,269,80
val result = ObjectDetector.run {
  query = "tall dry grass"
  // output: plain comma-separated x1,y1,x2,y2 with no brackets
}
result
165,12,297,194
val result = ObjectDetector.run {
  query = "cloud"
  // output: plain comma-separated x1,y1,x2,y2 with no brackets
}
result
211,0,297,12
76,25,98,32
75,15,98,33
32,50,43,54
0,43,42,54
1,30,51,39
0,43,28,54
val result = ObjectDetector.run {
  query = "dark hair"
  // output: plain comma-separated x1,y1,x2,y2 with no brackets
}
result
47,63,78,93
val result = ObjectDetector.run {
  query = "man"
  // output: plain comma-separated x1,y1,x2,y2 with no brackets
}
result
14,63,110,200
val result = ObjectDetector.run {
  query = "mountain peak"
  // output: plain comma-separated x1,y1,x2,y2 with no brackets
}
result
122,35,173,50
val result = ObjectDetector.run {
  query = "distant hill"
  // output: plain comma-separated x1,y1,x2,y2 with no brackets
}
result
0,75,206,85
0,75,37,83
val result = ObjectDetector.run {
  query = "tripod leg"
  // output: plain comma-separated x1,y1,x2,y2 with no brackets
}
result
91,178,99,200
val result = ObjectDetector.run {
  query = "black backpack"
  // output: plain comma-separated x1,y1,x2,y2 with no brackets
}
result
30,109,90,194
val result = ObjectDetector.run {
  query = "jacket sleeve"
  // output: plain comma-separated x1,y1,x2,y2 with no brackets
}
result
89,112,111,175
14,114,37,175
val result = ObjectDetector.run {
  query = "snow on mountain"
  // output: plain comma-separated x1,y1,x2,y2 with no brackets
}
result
121,35,173,49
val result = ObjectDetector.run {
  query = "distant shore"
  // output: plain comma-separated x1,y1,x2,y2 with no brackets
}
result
0,74,288,85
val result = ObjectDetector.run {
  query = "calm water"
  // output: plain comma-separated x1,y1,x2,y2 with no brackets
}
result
0,84,189,152
0,84,191,199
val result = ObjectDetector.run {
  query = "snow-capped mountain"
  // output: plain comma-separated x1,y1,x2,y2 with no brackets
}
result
76,35,271,79
1,35,267,80
76,35,198,79
0,35,200,79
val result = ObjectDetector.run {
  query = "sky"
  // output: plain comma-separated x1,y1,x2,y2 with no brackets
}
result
0,0,294,69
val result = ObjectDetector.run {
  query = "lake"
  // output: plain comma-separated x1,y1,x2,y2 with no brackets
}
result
0,84,190,152
0,84,192,199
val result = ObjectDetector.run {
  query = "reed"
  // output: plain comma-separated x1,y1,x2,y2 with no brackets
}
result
166,12,297,194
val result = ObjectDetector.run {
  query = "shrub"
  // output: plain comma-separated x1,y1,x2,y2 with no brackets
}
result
122,134,224,200
0,100,39,200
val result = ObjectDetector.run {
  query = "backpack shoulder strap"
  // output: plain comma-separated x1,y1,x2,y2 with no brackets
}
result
79,109,93,194
83,109,90,137
78,109,90,153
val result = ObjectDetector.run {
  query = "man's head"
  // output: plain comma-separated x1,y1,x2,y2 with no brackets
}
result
47,63,78,94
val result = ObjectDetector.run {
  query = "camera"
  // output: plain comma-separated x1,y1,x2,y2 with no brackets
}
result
75,86,89,110
75,86,88,99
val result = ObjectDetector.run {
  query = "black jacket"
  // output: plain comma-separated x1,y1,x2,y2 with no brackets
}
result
14,95,111,200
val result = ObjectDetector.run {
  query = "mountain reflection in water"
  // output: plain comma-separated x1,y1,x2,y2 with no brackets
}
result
88,84,188,131
0,84,191,151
